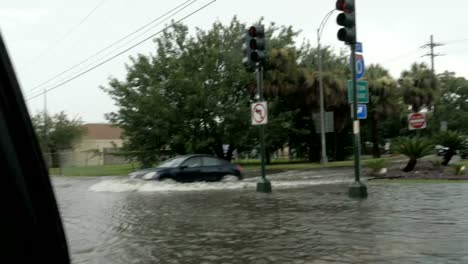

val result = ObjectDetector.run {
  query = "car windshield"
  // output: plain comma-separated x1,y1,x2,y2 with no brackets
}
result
157,157,186,168
5,1,468,264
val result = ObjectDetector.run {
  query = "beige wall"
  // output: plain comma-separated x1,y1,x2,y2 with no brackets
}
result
74,139,123,153
58,139,125,167
59,150,103,167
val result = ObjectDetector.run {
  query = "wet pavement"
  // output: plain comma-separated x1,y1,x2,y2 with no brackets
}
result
53,170,468,263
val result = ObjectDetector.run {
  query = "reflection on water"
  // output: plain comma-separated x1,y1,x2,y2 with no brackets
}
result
53,174,468,264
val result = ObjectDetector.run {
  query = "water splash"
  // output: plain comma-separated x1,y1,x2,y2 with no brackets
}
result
89,175,351,193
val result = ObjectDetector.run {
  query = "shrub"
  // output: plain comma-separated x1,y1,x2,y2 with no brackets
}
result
429,158,443,170
392,137,434,172
364,158,386,172
453,164,466,176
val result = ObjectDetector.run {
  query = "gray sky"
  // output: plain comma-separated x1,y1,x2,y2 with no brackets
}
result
1,0,467,123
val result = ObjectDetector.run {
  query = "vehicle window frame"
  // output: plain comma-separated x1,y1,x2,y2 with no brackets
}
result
157,156,186,168
181,156,203,168
202,156,225,166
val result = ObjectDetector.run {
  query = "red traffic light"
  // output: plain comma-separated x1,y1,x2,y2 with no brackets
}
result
336,0,345,10
336,0,354,12
248,25,265,38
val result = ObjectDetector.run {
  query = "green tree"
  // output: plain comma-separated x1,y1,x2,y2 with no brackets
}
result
103,18,302,166
364,64,400,158
399,63,436,112
430,71,468,133
261,44,351,161
32,111,84,167
300,46,351,161
392,137,433,172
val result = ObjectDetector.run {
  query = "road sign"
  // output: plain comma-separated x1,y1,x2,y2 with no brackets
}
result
251,101,268,125
355,42,363,53
349,53,365,79
356,54,365,79
312,112,334,133
347,80,369,103
357,104,367,119
408,112,427,130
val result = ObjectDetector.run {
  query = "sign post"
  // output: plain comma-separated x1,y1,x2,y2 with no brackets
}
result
349,43,367,198
255,66,272,193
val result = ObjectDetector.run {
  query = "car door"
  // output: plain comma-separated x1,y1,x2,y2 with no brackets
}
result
176,156,203,182
0,34,69,262
201,156,228,181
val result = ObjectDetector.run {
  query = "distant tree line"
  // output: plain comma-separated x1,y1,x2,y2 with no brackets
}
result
101,17,468,167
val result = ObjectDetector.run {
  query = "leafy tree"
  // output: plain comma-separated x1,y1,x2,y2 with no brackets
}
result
32,111,84,167
399,63,436,112
103,18,302,166
392,137,433,172
430,71,468,133
363,64,400,158
300,46,352,161
434,131,467,166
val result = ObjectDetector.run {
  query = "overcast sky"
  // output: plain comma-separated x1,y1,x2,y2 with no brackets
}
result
1,0,467,123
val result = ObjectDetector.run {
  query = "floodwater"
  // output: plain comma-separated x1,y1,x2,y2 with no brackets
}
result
53,170,468,264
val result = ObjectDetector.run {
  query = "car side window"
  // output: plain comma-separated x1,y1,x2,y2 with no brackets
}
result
182,157,202,168
202,157,224,166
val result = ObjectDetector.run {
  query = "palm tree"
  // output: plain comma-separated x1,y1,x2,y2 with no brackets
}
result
392,137,434,172
435,131,467,165
399,63,436,112
365,64,400,157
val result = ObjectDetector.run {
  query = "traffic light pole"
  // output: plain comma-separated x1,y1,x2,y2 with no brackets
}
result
348,42,367,199
256,65,272,193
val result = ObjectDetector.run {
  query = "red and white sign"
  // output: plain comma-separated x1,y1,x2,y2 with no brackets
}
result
408,112,427,130
251,101,268,125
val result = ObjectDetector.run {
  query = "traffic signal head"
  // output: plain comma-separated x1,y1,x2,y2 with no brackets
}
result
242,25,266,70
336,0,354,12
335,0,356,44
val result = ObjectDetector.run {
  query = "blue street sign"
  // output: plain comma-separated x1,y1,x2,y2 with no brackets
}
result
349,54,365,80
356,54,365,80
357,104,367,119
355,42,363,53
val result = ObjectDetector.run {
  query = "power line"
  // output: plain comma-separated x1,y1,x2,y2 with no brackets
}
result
45,0,200,91
28,0,198,94
384,48,422,63
442,37,468,45
28,0,107,65
26,0,217,101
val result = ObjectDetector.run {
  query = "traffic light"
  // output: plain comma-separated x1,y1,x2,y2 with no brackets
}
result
336,0,356,44
242,25,266,70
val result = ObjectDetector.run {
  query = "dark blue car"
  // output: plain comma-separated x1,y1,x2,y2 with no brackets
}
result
129,154,243,182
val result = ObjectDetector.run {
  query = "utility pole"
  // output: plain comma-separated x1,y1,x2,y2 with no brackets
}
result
317,9,336,165
421,35,444,89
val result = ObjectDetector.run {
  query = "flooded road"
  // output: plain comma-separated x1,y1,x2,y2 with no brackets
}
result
53,170,468,263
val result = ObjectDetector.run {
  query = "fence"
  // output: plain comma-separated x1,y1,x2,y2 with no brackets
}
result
44,148,131,168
